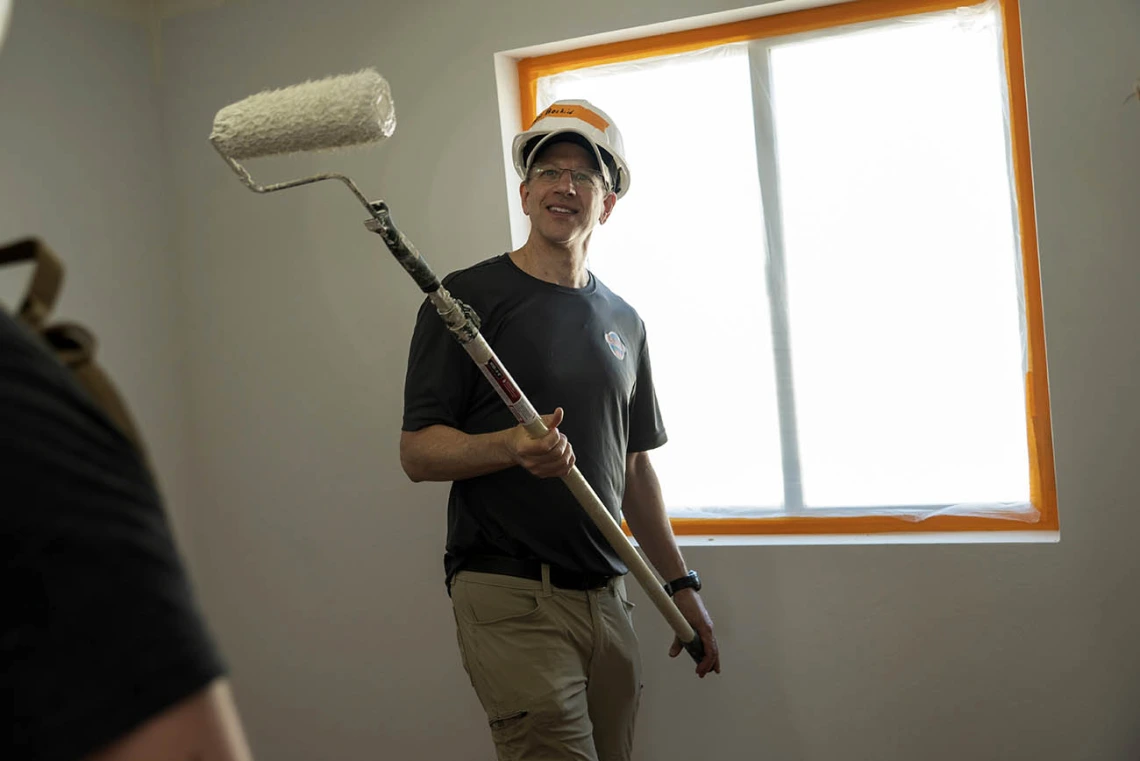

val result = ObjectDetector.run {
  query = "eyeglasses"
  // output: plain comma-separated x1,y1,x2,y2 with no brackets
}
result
528,165,608,193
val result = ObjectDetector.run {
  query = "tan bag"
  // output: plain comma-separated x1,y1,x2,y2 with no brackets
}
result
0,237,153,472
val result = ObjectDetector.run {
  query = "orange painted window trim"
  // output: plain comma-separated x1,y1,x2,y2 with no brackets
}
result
516,0,1058,536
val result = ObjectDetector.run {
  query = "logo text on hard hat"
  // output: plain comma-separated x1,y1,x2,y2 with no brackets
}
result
534,104,610,133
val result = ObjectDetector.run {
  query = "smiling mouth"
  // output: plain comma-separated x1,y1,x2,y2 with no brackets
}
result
547,205,578,216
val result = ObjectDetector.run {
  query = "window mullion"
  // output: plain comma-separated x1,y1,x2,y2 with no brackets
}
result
748,40,804,514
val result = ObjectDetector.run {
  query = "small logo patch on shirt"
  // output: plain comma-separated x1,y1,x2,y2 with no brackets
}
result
604,331,627,361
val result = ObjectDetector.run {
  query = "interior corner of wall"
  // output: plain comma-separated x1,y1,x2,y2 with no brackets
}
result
492,51,528,250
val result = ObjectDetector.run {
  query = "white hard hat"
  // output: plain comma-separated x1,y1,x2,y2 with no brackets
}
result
512,99,631,199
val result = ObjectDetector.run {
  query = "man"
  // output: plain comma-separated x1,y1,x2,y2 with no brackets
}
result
400,99,720,760
1,3,256,758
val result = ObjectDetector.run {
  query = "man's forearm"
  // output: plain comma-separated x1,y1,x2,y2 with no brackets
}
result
400,424,514,482
622,452,688,582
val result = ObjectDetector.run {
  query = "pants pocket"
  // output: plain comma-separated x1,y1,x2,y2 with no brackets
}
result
616,581,637,625
451,578,553,723
455,579,544,627
489,708,531,751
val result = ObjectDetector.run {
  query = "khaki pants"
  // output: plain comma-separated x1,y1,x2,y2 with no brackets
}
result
450,567,643,761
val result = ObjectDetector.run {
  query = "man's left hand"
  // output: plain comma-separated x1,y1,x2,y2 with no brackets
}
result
668,589,720,678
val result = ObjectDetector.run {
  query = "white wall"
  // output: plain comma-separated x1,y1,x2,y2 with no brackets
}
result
149,0,1140,759
0,0,195,548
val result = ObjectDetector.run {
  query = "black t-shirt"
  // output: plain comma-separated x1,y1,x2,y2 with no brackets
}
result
0,310,226,761
402,253,668,583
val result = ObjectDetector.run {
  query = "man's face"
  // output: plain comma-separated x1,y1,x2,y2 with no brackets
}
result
520,140,616,248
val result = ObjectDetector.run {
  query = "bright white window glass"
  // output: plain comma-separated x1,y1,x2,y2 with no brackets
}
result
768,11,1030,508
538,46,786,513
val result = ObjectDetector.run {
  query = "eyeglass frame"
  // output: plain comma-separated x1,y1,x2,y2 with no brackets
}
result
526,163,611,194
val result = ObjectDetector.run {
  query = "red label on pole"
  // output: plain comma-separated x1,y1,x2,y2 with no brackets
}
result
484,358,521,403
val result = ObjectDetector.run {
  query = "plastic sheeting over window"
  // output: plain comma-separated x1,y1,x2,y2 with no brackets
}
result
534,1,1039,524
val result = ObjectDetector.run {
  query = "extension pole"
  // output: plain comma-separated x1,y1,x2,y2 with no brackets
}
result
364,201,704,664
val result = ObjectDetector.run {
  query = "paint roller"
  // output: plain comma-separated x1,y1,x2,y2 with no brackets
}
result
208,68,706,665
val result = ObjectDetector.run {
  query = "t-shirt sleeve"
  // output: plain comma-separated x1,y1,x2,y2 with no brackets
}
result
0,312,226,761
402,278,480,433
627,325,668,453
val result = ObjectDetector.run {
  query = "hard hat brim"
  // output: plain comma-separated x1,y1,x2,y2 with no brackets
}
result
513,126,630,198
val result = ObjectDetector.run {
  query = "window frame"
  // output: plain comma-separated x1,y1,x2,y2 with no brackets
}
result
514,0,1058,537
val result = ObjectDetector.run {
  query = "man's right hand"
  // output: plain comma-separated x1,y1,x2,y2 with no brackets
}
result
400,410,576,483
504,407,576,479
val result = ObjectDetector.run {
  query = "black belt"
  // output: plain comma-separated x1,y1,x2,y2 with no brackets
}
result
460,555,613,591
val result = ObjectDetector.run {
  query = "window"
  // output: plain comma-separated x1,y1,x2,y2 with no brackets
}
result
511,0,1056,537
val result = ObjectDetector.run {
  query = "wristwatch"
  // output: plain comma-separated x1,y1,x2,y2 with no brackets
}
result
663,569,701,597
